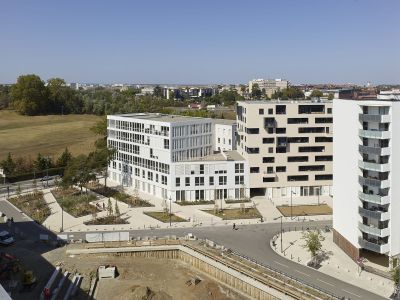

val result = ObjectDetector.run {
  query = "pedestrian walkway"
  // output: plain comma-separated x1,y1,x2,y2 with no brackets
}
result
271,230,394,298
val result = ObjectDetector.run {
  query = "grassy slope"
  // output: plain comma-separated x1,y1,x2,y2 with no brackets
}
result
0,110,101,160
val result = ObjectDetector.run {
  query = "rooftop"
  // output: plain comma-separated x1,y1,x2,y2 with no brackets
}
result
238,99,332,104
112,113,211,123
183,150,245,162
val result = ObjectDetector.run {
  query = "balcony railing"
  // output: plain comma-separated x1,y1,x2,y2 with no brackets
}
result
359,129,391,139
358,206,390,221
358,160,390,172
359,176,390,189
358,237,390,254
359,114,391,123
358,191,390,205
359,145,390,156
358,222,390,237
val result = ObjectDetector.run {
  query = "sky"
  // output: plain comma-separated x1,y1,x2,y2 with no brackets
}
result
0,0,399,85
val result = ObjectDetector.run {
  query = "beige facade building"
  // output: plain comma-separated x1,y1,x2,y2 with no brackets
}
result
248,79,288,98
236,100,333,198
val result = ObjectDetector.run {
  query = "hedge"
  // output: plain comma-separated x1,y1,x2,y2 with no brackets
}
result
5,167,65,183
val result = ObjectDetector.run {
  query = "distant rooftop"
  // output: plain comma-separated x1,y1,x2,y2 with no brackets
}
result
237,99,332,104
183,150,245,162
112,113,211,123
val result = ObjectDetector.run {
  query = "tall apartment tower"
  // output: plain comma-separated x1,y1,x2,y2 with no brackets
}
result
333,99,400,267
236,100,333,199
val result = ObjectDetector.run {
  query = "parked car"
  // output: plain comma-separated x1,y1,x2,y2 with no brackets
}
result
0,231,14,245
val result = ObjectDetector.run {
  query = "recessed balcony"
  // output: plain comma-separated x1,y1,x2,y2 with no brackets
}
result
359,145,390,156
358,191,390,205
358,222,390,237
358,237,390,254
359,114,391,123
359,129,391,139
358,160,390,172
358,206,390,221
359,176,390,189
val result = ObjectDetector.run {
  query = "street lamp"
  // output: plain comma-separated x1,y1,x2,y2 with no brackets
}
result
169,196,172,227
290,190,296,220
317,186,321,205
274,216,283,253
61,205,64,232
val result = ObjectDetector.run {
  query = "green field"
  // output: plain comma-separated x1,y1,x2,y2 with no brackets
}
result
0,110,101,160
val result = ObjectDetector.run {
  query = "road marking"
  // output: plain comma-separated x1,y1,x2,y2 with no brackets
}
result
342,289,361,298
295,269,310,277
317,279,334,287
273,261,289,268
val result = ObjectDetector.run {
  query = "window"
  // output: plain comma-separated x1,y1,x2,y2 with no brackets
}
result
185,177,190,186
268,147,274,153
195,190,205,201
176,178,180,187
164,139,169,149
235,163,244,173
135,168,140,176
276,166,286,172
276,105,286,114
200,164,204,174
299,127,325,133
267,167,274,174
288,156,308,162
315,155,333,161
327,108,332,114
259,108,264,115
147,171,153,181
219,176,227,185
161,175,167,185
267,128,274,134
263,138,274,144
315,174,333,180
288,175,308,181
299,105,325,114
176,191,185,201
299,165,325,171
275,128,286,134
263,157,275,163
315,136,333,143
209,176,214,185
250,167,259,173
287,137,309,143
263,177,275,182
288,118,308,124
246,147,259,154
315,117,333,124
142,170,145,178
235,175,244,185
195,177,204,186
156,174,159,182
268,108,273,114
246,128,259,134
299,146,325,153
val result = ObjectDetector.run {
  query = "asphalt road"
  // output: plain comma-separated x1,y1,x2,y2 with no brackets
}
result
0,193,388,300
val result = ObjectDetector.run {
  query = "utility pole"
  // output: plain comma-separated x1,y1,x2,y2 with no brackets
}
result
290,191,296,220
169,196,172,227
274,216,283,253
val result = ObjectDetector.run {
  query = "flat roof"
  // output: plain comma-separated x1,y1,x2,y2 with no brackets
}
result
212,119,236,125
237,99,332,104
183,150,245,162
112,113,210,123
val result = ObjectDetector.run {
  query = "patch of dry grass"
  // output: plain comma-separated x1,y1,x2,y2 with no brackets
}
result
0,110,101,160
277,204,332,217
202,207,262,220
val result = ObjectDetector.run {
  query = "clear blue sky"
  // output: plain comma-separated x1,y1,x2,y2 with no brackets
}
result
1,0,399,84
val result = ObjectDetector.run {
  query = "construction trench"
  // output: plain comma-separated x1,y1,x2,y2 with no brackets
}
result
65,239,340,300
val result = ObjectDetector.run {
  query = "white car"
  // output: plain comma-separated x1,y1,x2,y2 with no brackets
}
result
0,231,14,245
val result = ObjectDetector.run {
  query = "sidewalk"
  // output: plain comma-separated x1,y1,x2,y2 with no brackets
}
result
271,230,394,298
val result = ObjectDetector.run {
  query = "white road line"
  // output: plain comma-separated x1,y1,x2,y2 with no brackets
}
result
273,261,289,268
295,269,310,277
317,278,334,287
342,289,361,298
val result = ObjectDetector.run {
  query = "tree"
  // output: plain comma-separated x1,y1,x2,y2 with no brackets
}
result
251,83,262,99
302,230,325,265
0,153,16,176
271,87,305,100
16,184,21,196
57,148,73,167
34,153,52,172
392,267,400,287
310,90,323,98
62,155,96,192
153,85,163,98
327,93,334,100
11,74,49,115
107,198,113,216
114,201,120,216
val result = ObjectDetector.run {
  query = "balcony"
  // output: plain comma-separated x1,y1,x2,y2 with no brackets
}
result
359,129,391,139
358,206,390,221
359,176,390,189
359,145,390,156
358,237,390,254
359,114,391,123
358,160,390,172
358,222,390,237
358,191,390,205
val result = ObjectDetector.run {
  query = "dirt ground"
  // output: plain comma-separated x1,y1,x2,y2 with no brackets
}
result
277,204,332,217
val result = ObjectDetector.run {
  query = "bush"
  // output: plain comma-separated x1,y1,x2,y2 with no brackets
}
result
8,191,50,224
6,167,64,183
52,187,99,217
84,215,128,225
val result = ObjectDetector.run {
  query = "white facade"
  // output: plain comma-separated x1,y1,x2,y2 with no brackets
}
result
378,89,400,100
107,113,249,202
213,120,237,152
333,98,400,265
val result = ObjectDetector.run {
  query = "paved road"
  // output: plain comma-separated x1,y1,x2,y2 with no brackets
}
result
0,195,387,300
64,223,386,300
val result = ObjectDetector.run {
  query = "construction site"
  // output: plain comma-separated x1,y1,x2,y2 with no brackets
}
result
0,233,342,300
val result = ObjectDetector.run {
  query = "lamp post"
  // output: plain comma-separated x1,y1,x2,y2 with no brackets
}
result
169,196,172,227
61,204,64,232
317,186,321,205
290,190,296,220
274,216,283,253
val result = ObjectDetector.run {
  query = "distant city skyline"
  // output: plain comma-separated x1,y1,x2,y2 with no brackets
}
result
1,0,399,84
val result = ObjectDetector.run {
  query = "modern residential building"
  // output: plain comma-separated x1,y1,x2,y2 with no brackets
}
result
378,89,400,100
107,113,249,202
248,79,288,98
212,119,237,152
333,98,400,267
236,100,333,199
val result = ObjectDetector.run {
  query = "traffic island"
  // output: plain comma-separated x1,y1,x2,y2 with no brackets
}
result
8,191,50,224
202,207,262,220
143,211,188,223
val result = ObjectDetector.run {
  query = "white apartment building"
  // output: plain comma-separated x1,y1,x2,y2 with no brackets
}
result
213,119,237,152
378,89,400,100
236,100,333,199
248,79,288,98
333,98,400,267
107,113,249,202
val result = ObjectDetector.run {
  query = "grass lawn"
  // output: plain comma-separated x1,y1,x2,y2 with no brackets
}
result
202,207,262,220
225,199,251,204
0,110,101,160
277,204,332,217
84,215,129,225
143,211,188,223
176,200,215,206
52,187,100,218
8,191,50,224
